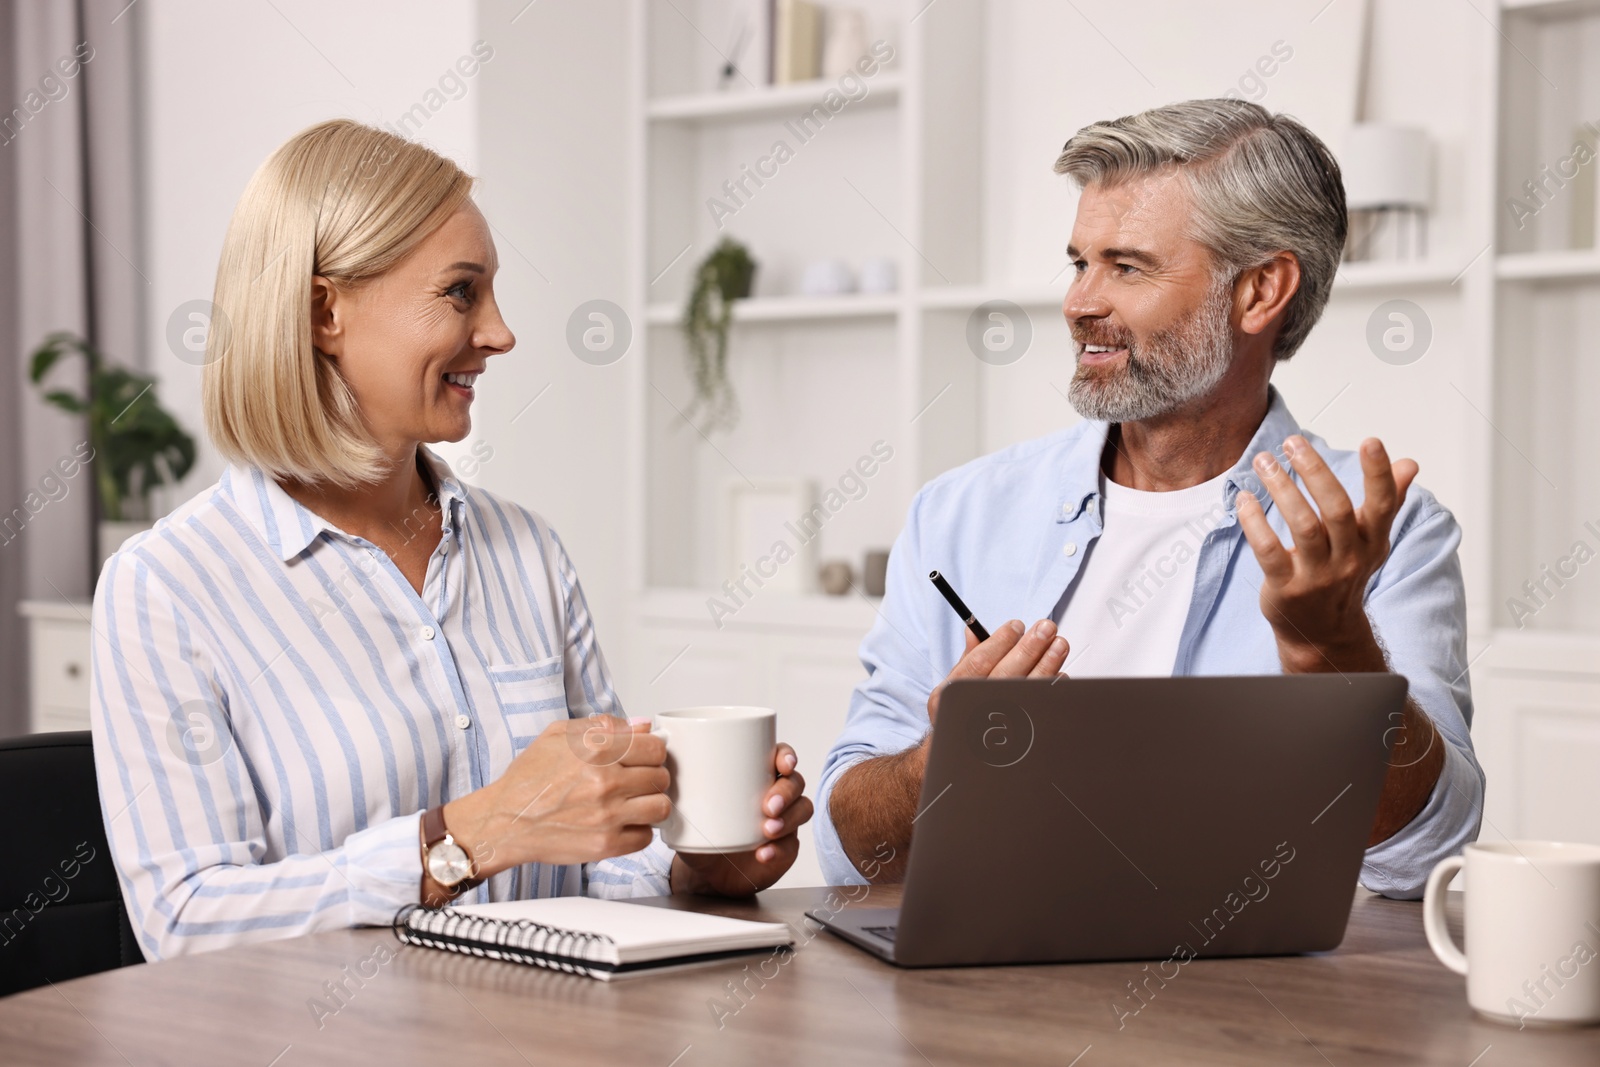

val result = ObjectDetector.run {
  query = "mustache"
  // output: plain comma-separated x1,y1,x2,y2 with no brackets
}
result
1072,330,1134,350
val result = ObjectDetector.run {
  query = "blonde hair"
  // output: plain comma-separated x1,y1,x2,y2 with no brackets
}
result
203,119,475,487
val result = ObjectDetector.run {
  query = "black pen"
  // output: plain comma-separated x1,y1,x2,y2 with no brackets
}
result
928,570,990,642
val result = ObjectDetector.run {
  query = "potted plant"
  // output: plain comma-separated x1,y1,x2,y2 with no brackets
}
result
682,238,757,432
29,331,197,567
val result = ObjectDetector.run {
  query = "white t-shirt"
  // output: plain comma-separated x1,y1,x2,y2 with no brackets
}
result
1056,468,1233,677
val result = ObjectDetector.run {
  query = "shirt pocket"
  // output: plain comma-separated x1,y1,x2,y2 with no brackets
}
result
486,655,570,750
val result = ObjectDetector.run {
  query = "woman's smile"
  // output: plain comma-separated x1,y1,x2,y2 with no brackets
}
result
443,368,482,399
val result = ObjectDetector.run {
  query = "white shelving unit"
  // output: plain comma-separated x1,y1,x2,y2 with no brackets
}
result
624,0,983,886
1473,0,1600,844
644,293,901,325
1496,249,1600,281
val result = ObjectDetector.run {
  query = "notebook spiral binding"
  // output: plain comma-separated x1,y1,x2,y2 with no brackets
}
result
393,904,617,977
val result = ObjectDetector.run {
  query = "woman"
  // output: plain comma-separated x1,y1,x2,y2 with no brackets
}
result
90,120,812,960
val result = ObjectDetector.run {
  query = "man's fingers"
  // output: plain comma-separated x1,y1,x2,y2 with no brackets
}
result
1358,438,1417,544
1284,436,1357,558
1028,635,1070,677
1356,436,1397,525
994,619,1061,676
1236,490,1295,585
950,620,1025,680
1253,449,1327,562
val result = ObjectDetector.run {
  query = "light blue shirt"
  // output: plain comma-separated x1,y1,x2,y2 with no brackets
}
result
814,385,1483,898
90,447,671,960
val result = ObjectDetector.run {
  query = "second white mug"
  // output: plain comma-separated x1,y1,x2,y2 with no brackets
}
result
1423,840,1600,1028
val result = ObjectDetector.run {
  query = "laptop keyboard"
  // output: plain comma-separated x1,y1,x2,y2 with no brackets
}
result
863,925,898,942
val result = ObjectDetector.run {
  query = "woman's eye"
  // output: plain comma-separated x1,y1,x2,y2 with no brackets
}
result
446,281,474,302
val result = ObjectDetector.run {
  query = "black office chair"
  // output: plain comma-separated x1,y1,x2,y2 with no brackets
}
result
0,731,143,996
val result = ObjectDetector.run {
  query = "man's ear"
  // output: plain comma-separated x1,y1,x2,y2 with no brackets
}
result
1235,251,1300,341
310,276,343,358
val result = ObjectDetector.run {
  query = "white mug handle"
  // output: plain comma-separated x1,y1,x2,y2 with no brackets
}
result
1422,854,1468,976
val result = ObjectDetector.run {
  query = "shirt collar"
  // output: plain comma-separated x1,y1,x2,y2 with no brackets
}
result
225,445,469,562
1055,384,1301,523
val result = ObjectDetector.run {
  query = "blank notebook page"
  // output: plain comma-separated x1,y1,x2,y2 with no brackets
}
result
453,897,794,963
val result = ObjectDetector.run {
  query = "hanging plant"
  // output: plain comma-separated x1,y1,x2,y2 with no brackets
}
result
29,331,197,522
682,237,756,432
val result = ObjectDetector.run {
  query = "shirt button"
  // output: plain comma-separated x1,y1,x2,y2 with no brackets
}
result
455,714,471,730
421,625,437,641
1063,541,1078,557
1061,502,1072,519
1086,499,1097,514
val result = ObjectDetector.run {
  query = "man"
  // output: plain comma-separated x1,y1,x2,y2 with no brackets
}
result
815,98,1482,898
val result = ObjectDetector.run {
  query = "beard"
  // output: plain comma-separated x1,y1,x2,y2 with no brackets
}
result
1067,275,1236,423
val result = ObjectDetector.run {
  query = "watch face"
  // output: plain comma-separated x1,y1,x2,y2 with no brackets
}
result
426,839,474,887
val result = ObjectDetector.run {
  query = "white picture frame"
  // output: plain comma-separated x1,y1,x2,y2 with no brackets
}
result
722,478,818,596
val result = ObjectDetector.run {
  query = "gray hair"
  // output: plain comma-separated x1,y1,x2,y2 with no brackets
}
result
1054,98,1346,362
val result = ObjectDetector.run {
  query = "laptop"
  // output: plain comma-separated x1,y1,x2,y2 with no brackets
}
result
808,673,1408,967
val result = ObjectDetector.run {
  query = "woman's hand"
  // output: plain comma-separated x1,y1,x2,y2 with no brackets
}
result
670,743,814,897
444,716,671,878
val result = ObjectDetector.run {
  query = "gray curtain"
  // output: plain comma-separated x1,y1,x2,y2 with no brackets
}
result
2,0,144,738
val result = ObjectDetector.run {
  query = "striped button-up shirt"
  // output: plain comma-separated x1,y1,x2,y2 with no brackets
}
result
90,447,670,960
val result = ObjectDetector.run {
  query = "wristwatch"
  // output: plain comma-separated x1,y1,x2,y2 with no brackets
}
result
419,805,482,907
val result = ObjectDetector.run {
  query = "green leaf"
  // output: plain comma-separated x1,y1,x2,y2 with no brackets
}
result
41,390,86,413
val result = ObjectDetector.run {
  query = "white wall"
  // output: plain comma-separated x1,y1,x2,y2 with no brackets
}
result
472,0,635,656
141,0,481,509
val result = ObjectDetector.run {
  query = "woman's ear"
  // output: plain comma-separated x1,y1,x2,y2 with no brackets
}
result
310,276,343,358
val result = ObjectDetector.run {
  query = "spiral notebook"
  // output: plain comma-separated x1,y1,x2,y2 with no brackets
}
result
394,897,795,981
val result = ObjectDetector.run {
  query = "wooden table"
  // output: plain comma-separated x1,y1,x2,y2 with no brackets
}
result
2,885,1597,1065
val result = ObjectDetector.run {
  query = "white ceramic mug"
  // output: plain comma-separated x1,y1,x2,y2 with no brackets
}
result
653,706,776,854
1423,841,1600,1028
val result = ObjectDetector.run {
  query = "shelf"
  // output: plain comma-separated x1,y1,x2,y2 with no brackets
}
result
1496,250,1600,282
646,293,902,326
1330,260,1468,290
646,74,903,124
